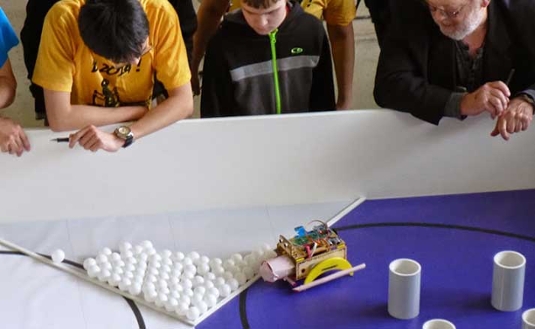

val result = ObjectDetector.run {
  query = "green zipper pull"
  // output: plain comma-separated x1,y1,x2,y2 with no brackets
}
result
269,29,282,115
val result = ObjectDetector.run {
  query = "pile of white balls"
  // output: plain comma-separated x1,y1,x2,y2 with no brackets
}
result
82,241,277,321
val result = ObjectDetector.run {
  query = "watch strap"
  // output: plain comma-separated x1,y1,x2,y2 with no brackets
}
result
122,135,134,148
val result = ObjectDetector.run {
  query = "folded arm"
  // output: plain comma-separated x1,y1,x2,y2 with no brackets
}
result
65,83,193,152
44,89,148,132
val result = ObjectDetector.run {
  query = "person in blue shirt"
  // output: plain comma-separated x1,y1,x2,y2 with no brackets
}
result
0,8,30,157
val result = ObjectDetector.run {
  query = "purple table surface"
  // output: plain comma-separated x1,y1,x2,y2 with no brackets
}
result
199,189,535,329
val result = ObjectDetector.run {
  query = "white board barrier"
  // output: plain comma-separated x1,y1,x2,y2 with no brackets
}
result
1,109,534,222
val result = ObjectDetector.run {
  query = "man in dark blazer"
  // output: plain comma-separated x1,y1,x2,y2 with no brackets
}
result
374,0,535,140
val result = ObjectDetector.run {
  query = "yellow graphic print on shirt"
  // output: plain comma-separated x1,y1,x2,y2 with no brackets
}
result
93,79,120,107
89,56,151,108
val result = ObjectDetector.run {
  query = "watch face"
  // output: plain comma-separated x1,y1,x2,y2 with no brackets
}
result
118,126,131,136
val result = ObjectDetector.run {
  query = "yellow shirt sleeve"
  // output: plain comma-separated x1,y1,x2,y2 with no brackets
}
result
150,2,191,91
322,0,356,26
32,2,77,92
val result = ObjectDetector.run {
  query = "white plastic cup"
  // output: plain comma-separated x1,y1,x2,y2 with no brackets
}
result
423,319,456,329
388,258,421,319
491,250,526,311
523,308,535,329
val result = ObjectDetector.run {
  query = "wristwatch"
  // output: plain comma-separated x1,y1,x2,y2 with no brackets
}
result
517,94,535,114
114,126,134,148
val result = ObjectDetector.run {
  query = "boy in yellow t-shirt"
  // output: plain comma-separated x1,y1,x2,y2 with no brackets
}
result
33,0,193,152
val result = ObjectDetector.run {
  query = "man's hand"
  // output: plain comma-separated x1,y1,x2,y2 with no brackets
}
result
491,97,534,141
460,81,511,118
0,117,31,157
69,125,124,152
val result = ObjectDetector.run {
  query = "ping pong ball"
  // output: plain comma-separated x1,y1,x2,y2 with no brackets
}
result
227,278,239,291
219,284,231,297
83,258,96,269
197,300,208,314
186,306,200,321
175,302,189,316
188,251,200,261
234,273,246,285
194,286,206,296
231,253,243,263
51,249,65,263
204,294,218,307
174,252,185,262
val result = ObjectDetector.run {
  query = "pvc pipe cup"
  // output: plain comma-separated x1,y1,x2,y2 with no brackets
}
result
491,250,526,312
423,319,456,329
388,258,421,319
523,308,535,329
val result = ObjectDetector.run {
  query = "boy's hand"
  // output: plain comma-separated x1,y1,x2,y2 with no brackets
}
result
69,125,124,152
0,117,31,157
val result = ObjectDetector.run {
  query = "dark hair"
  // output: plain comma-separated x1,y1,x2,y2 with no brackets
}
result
78,0,149,63
242,0,282,9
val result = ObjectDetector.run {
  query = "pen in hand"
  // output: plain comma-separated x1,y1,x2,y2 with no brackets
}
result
505,68,515,87
50,137,70,143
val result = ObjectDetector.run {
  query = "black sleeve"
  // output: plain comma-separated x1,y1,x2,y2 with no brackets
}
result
309,32,335,112
498,0,535,99
20,0,58,81
363,0,390,48
373,0,452,125
200,34,235,118
20,0,59,119
167,0,197,65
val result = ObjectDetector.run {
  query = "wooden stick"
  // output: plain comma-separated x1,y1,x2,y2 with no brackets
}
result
292,263,366,292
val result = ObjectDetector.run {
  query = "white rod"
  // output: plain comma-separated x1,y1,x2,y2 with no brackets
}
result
327,197,366,227
292,263,366,292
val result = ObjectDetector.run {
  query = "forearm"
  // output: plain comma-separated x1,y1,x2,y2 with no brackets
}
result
327,23,355,110
129,84,194,139
191,0,227,73
0,59,17,109
48,104,146,132
44,88,147,131
0,77,16,109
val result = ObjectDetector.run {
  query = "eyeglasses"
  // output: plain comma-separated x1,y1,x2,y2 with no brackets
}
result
125,44,152,66
426,2,467,19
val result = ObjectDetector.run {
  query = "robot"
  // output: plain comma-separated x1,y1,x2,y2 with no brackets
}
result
259,221,365,292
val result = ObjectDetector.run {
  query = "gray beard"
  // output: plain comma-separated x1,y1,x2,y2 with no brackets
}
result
441,11,484,41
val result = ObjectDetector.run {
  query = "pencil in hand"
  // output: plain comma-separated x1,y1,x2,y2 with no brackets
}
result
50,137,70,143
505,68,515,86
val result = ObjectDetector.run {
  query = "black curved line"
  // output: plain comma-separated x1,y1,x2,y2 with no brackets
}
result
335,222,535,242
124,298,146,328
0,251,146,329
239,289,251,329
